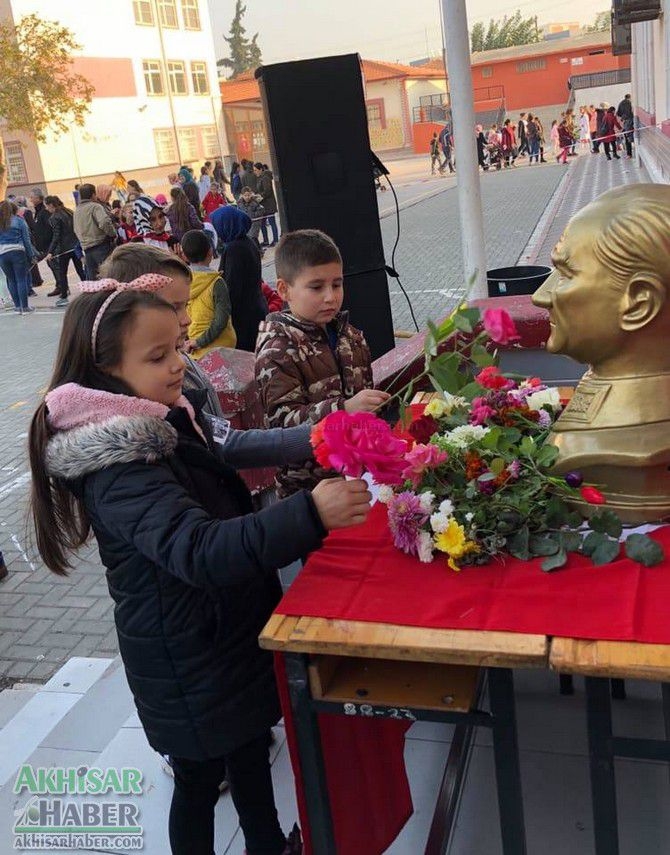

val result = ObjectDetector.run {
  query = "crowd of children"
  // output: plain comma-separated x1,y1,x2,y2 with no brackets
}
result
27,224,391,855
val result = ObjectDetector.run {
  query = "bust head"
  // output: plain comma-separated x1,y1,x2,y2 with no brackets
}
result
533,184,670,376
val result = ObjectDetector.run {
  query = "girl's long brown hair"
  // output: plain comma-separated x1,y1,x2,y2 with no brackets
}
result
0,200,14,231
29,290,176,576
169,187,191,235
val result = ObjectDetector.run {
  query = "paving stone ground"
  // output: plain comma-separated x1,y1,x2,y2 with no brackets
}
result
0,151,644,684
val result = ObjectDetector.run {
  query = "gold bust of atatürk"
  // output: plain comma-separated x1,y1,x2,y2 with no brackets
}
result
532,183,670,523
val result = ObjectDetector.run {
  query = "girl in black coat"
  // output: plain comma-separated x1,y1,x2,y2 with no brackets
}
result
44,195,85,303
211,206,269,352
29,288,372,855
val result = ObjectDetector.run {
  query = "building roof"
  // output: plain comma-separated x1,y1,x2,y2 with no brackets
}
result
470,32,612,66
220,57,443,104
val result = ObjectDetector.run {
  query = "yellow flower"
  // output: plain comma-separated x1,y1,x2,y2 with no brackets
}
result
425,398,449,418
434,519,479,571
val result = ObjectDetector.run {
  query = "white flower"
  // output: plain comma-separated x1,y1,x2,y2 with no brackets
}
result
419,491,435,512
430,512,450,533
443,424,491,449
424,393,467,418
417,531,434,563
377,485,395,504
438,499,454,516
526,387,561,412
465,512,474,523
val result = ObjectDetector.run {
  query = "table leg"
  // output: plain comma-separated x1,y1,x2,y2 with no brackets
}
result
662,683,670,788
584,676,619,855
488,667,527,855
284,653,337,855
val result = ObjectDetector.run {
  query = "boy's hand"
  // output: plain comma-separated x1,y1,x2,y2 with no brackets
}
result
344,389,391,413
312,478,371,530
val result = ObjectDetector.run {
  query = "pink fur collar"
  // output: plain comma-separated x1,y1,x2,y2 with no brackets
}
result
46,382,205,441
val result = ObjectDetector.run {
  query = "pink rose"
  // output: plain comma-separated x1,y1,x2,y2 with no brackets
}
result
317,411,409,485
469,397,497,426
482,308,521,346
401,443,448,487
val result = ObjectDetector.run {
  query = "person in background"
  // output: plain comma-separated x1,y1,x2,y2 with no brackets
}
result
132,192,159,238
230,162,243,200
475,125,488,170
588,105,598,152
616,94,634,158
579,106,591,150
501,118,516,167
438,124,455,173
181,228,236,358
557,119,574,164
262,281,283,313
550,120,560,158
255,229,390,498
167,187,204,243
526,114,540,164
210,206,268,352
143,206,177,251
201,181,226,222
0,199,36,313
565,108,577,156
593,103,607,154
72,184,117,279
236,186,264,250
111,170,128,202
535,115,547,163
12,197,38,295
602,106,623,161
44,195,79,307
241,159,257,194
110,200,122,226
429,132,442,174
178,167,202,214
198,165,211,202
72,184,81,206
30,187,56,291
517,113,528,157
117,203,138,243
154,193,168,208
96,184,114,214
127,179,144,196
0,548,6,581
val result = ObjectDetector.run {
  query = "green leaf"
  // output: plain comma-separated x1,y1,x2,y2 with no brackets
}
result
507,526,531,560
567,511,584,528
591,538,621,566
481,427,502,450
459,381,485,401
424,320,439,357
536,444,560,468
558,530,583,553
490,457,506,476
624,534,664,567
453,314,473,334
529,535,560,556
542,548,568,572
429,375,445,394
460,307,481,327
582,530,608,557
589,509,623,539
436,316,456,339
545,496,570,528
470,343,496,368
519,436,535,457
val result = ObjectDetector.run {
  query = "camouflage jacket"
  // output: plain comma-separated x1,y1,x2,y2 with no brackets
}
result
255,310,373,496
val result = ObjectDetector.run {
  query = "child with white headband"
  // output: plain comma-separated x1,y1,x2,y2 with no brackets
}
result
28,283,372,855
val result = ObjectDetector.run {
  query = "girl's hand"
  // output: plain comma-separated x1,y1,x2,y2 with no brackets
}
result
312,478,372,530
183,339,196,353
344,389,391,413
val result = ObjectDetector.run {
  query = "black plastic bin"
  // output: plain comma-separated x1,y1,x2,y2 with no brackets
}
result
486,265,552,298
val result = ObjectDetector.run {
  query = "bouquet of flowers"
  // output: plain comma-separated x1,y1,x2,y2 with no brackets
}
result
311,304,664,572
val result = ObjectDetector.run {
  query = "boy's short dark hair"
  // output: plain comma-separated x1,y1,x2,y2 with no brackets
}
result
99,243,192,283
181,229,211,264
275,229,342,284
79,183,96,201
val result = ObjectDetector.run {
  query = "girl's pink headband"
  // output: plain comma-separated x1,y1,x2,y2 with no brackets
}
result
83,274,174,361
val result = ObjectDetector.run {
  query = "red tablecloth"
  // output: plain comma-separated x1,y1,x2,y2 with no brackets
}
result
275,502,670,854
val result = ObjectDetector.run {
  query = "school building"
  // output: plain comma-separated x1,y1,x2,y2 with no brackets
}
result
1,0,227,200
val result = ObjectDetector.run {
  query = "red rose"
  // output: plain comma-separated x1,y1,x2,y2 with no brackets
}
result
482,308,521,346
581,486,606,505
475,366,514,391
408,414,440,445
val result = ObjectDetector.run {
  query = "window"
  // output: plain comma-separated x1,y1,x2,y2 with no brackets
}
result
191,61,209,94
143,60,164,95
133,0,154,25
516,58,547,73
366,99,386,130
177,127,198,160
181,0,201,29
200,125,220,157
157,0,178,28
167,61,187,95
154,128,178,164
5,141,27,183
481,66,493,78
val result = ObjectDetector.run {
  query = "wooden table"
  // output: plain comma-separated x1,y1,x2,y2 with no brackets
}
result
550,638,670,855
261,614,548,854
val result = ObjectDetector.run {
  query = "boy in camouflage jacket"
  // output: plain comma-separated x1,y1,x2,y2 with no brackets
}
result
255,230,389,497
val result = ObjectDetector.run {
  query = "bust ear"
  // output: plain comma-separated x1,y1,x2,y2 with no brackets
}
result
620,275,666,331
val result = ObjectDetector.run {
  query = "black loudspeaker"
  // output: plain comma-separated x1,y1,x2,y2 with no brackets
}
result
256,54,395,359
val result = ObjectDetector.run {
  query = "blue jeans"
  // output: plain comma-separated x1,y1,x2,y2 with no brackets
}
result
0,249,30,309
528,138,540,162
260,215,279,245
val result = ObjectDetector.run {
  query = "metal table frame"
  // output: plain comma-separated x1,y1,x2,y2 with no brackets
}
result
284,652,527,855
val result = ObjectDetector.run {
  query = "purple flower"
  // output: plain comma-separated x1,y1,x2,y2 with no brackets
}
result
537,409,552,428
506,460,521,479
387,491,428,557
565,471,583,488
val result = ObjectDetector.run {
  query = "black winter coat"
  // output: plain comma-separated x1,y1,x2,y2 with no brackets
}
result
47,402,326,760
31,202,53,253
256,170,278,216
219,236,268,352
48,208,77,256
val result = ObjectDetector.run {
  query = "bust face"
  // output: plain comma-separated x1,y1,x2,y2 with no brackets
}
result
532,209,627,366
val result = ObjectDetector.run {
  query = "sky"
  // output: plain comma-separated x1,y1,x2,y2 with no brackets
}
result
207,0,611,67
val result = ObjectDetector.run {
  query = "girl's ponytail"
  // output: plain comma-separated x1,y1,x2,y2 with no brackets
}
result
28,401,90,576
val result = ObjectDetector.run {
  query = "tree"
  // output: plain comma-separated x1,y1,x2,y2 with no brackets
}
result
217,0,262,79
470,11,540,53
585,11,611,32
0,14,92,199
